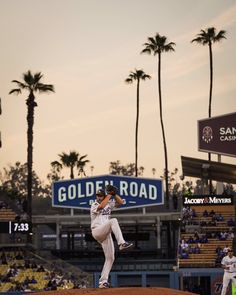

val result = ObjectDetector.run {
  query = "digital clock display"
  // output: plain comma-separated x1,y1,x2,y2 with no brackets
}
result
9,221,31,234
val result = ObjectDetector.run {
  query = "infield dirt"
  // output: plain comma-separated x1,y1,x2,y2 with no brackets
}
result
31,287,198,295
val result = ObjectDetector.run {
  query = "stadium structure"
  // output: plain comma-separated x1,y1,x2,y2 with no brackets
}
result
0,112,235,295
0,180,235,295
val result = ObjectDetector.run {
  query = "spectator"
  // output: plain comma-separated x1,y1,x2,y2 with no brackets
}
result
45,279,53,290
37,265,45,272
220,232,228,241
14,283,24,291
223,245,231,254
203,210,208,217
200,234,208,243
1,252,7,265
215,213,224,221
209,209,215,217
208,218,216,226
200,220,207,227
216,246,223,256
30,276,38,284
193,244,201,254
180,239,189,251
187,236,194,244
227,218,235,227
15,252,23,260
192,208,197,218
194,231,200,242
23,276,31,286
181,250,189,259
51,280,57,290
31,260,38,269
24,259,30,269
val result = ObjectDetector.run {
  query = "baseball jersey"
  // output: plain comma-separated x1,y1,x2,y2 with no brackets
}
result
90,200,116,229
221,255,236,272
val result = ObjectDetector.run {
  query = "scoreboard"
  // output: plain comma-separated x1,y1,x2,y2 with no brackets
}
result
0,221,31,234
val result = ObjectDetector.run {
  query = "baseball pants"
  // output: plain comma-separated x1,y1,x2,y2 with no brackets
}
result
92,218,125,284
221,272,236,295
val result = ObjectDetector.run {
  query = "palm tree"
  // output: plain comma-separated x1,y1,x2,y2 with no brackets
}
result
125,69,151,177
141,33,175,206
51,151,89,179
191,27,226,118
191,27,226,194
9,71,54,224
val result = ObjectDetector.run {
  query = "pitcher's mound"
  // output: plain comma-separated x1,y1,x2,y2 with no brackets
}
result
32,287,197,295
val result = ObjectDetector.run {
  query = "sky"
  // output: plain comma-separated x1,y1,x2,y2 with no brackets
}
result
0,0,236,184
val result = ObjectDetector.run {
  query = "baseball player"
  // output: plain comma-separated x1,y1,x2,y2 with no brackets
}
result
90,185,133,288
221,248,236,295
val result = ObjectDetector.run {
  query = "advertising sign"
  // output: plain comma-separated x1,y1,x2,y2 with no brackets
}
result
198,112,236,157
52,175,163,210
232,282,236,295
183,195,233,206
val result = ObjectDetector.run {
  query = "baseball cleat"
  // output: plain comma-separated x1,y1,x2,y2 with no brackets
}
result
99,282,110,288
119,242,133,251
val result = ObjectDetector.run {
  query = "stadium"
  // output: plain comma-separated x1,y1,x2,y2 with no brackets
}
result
0,113,236,295
0,2,236,294
0,120,236,295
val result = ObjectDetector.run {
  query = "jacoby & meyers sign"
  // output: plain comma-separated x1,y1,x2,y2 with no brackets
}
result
183,195,233,206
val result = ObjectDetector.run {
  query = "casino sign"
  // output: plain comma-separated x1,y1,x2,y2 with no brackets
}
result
198,112,236,157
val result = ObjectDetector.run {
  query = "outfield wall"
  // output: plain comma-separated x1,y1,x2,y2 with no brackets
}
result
94,268,226,295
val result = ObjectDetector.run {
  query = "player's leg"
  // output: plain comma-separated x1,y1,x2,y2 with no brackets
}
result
109,218,125,245
92,221,113,243
92,218,133,249
99,234,114,288
92,218,124,244
221,273,230,295
109,218,133,250
231,274,236,289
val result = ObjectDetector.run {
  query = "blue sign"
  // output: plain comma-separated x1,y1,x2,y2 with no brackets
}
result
52,175,163,210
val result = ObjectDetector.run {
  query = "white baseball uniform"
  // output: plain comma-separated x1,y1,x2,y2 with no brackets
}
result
221,254,236,295
90,199,125,285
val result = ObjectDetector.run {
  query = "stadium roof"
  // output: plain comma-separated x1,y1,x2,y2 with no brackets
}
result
181,156,236,184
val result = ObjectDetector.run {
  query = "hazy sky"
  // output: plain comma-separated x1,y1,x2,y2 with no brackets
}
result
0,0,236,183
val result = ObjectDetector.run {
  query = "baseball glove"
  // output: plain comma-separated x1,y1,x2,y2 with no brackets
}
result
105,184,118,196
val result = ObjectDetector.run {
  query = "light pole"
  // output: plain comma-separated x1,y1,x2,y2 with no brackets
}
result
90,165,94,176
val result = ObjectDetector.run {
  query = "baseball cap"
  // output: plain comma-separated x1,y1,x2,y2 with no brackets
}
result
96,189,105,196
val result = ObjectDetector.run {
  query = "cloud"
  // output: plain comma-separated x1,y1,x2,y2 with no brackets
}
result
208,4,236,29
162,4,236,81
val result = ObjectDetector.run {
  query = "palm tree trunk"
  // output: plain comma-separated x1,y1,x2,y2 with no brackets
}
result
158,53,169,206
26,92,35,243
70,166,74,179
208,42,213,118
135,79,140,177
208,42,213,195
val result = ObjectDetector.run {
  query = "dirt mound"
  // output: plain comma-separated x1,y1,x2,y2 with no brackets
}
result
32,287,197,295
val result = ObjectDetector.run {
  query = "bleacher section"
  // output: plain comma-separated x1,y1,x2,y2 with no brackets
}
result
0,249,91,292
179,203,235,268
